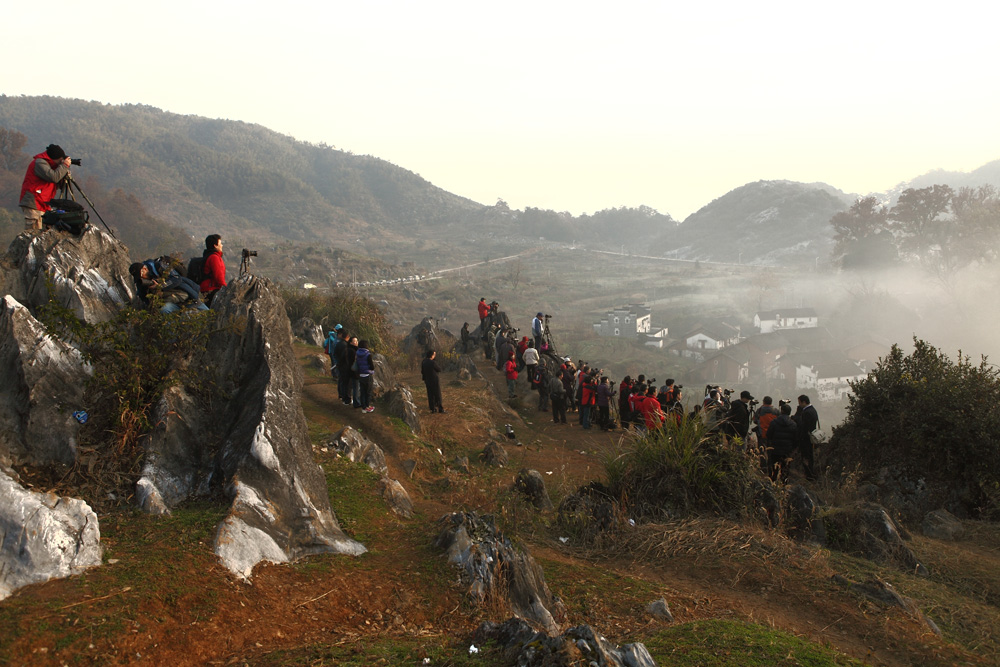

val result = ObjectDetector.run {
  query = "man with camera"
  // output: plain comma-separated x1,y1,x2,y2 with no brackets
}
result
724,390,755,441
18,144,73,232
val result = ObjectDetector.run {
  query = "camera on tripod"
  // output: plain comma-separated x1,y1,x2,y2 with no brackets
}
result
242,249,258,259
70,158,82,166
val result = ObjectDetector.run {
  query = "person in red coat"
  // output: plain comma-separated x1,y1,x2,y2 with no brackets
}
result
19,144,72,231
504,351,518,398
200,234,227,305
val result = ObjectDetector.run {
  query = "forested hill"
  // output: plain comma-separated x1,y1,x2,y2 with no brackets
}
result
0,95,484,245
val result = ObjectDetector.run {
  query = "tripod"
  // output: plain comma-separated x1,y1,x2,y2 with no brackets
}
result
56,174,117,238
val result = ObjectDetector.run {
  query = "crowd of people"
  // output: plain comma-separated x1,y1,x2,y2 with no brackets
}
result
468,298,821,481
323,326,378,413
128,234,228,314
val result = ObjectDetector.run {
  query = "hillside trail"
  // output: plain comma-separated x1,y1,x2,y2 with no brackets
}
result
299,348,958,667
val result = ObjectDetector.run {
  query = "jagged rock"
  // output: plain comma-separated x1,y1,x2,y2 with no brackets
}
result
309,354,330,372
480,441,508,467
0,469,102,601
385,385,421,434
377,478,414,519
785,484,826,544
832,574,941,636
0,295,91,466
453,456,470,474
292,317,324,346
0,227,134,324
135,385,213,515
515,469,554,510
402,317,455,356
457,368,472,381
327,426,388,475
646,598,673,622
824,502,927,575
558,482,620,537
205,275,366,578
475,618,656,667
922,509,964,541
371,352,395,397
436,512,566,634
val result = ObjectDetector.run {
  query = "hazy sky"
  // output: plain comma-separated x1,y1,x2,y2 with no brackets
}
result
5,1,999,219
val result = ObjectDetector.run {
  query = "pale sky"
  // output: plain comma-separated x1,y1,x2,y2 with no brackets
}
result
4,1,999,219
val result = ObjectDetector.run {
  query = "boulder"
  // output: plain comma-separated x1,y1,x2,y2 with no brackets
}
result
135,385,213,515
784,484,827,544
0,469,102,600
436,512,566,634
385,385,421,434
0,295,91,466
480,441,509,467
309,354,330,373
475,618,656,667
832,575,941,636
291,317,324,346
0,227,134,324
205,275,366,578
377,478,414,519
646,598,674,622
922,509,964,541
402,317,455,356
327,426,388,475
558,483,620,538
515,469,554,511
371,352,395,397
824,502,927,575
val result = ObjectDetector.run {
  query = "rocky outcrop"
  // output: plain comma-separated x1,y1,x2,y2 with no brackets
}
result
824,502,927,575
402,317,455,356
515,469,554,511
377,478,414,519
205,275,366,578
385,385,421,434
0,469,102,601
291,317,324,346
0,228,134,324
832,575,941,636
480,441,509,467
922,509,964,541
558,483,620,538
371,352,395,397
436,512,566,635
327,426,388,475
475,617,656,667
784,484,826,544
0,295,91,467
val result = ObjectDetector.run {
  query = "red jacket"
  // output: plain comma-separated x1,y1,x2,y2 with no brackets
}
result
478,301,490,319
581,379,598,406
201,251,227,292
19,152,65,211
505,359,518,380
639,396,665,430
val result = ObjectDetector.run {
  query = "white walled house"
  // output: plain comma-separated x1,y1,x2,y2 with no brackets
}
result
755,308,818,334
593,305,652,338
795,359,867,401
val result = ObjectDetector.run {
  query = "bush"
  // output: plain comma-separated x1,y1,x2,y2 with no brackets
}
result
604,418,763,520
831,338,1000,517
281,286,396,358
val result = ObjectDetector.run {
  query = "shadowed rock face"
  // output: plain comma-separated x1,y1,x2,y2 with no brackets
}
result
0,469,102,601
0,295,91,466
205,275,366,578
0,228,134,324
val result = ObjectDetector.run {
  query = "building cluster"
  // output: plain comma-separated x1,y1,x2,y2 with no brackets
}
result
596,305,885,402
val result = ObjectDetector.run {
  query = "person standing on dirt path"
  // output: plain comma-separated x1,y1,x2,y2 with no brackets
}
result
793,394,820,481
504,350,518,398
421,349,445,414
333,328,351,404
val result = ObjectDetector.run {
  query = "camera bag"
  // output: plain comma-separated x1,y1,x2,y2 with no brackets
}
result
42,199,89,235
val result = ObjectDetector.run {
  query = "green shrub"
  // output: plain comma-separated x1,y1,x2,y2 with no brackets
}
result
604,418,762,519
832,338,1000,517
37,298,214,496
281,286,396,358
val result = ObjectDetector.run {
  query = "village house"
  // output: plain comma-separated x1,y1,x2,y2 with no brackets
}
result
593,304,667,346
754,308,818,334
668,320,742,362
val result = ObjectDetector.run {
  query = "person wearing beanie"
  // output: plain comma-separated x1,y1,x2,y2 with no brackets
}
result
19,144,72,232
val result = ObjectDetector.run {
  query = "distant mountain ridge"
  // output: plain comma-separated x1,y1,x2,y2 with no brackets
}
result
1,95,997,266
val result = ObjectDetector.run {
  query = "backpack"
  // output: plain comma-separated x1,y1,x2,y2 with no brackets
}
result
186,256,205,285
42,199,89,235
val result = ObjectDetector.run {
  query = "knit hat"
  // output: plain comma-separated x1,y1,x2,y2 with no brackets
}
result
46,144,66,160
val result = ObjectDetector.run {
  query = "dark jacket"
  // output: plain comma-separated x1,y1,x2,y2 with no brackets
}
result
421,357,441,385
725,400,752,439
793,404,819,444
766,415,799,456
355,348,374,376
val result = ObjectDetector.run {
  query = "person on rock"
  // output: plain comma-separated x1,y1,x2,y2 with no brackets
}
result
19,144,71,232
200,234,227,306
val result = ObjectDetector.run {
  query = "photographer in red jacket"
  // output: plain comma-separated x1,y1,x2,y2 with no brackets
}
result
19,144,72,232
